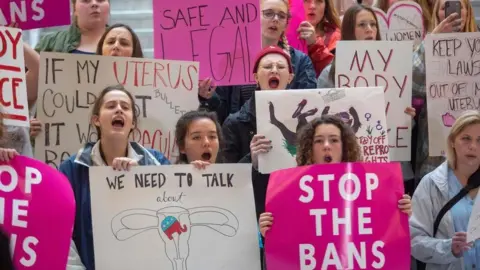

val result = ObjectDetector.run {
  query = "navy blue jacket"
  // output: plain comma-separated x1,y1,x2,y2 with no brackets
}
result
59,142,170,270
200,47,317,124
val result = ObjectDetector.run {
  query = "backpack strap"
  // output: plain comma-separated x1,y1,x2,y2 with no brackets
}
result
433,168,480,237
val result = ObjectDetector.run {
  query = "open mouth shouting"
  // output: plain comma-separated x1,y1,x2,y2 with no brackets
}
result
111,117,125,129
323,155,333,163
201,151,212,161
268,76,280,89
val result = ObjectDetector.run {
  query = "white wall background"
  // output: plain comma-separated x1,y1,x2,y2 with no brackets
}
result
23,0,480,56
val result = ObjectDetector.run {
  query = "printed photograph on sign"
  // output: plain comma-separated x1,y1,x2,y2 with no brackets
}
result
89,164,261,270
153,0,261,86
0,0,71,30
255,87,388,174
373,2,425,46
0,27,30,127
265,162,411,269
35,52,199,168
425,32,480,156
335,40,413,161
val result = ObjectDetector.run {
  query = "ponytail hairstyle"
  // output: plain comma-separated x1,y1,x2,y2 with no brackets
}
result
279,33,291,52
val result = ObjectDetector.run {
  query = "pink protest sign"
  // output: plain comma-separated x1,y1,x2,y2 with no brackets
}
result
0,156,75,269
286,0,308,54
153,0,261,86
265,162,410,269
0,0,71,30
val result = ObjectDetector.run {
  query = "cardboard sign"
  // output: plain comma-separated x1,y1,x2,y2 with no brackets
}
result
265,162,410,269
153,0,262,86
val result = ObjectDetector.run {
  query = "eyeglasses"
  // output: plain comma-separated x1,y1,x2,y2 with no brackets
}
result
262,9,289,21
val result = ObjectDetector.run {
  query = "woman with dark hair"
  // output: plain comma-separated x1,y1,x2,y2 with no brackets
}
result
59,84,170,270
96,23,144,58
175,110,223,168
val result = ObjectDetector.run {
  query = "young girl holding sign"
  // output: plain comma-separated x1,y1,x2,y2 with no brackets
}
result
259,115,413,236
59,84,170,270
175,110,223,169
258,115,413,269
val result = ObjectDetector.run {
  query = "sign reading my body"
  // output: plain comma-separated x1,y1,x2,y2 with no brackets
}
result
157,3,257,83
0,165,42,267
298,172,385,269
337,49,409,149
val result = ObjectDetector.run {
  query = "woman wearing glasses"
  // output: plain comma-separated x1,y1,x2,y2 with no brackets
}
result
198,0,317,125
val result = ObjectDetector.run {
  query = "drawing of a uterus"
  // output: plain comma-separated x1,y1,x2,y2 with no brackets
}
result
111,206,239,270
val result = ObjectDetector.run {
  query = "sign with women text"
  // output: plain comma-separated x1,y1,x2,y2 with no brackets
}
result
35,52,199,168
373,2,425,46
0,26,30,127
153,0,261,86
0,156,75,270
1,0,70,30
265,162,410,269
256,87,388,174
336,41,413,161
89,164,261,270
425,32,480,156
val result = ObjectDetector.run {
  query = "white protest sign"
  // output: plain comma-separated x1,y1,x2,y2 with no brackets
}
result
335,40,413,161
425,32,480,156
0,27,29,127
467,189,480,243
256,87,388,174
373,2,425,46
36,52,200,168
89,164,261,270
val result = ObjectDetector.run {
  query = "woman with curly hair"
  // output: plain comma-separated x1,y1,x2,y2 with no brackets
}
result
257,115,413,264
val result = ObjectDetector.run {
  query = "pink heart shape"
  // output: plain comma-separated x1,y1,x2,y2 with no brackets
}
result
374,2,425,40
